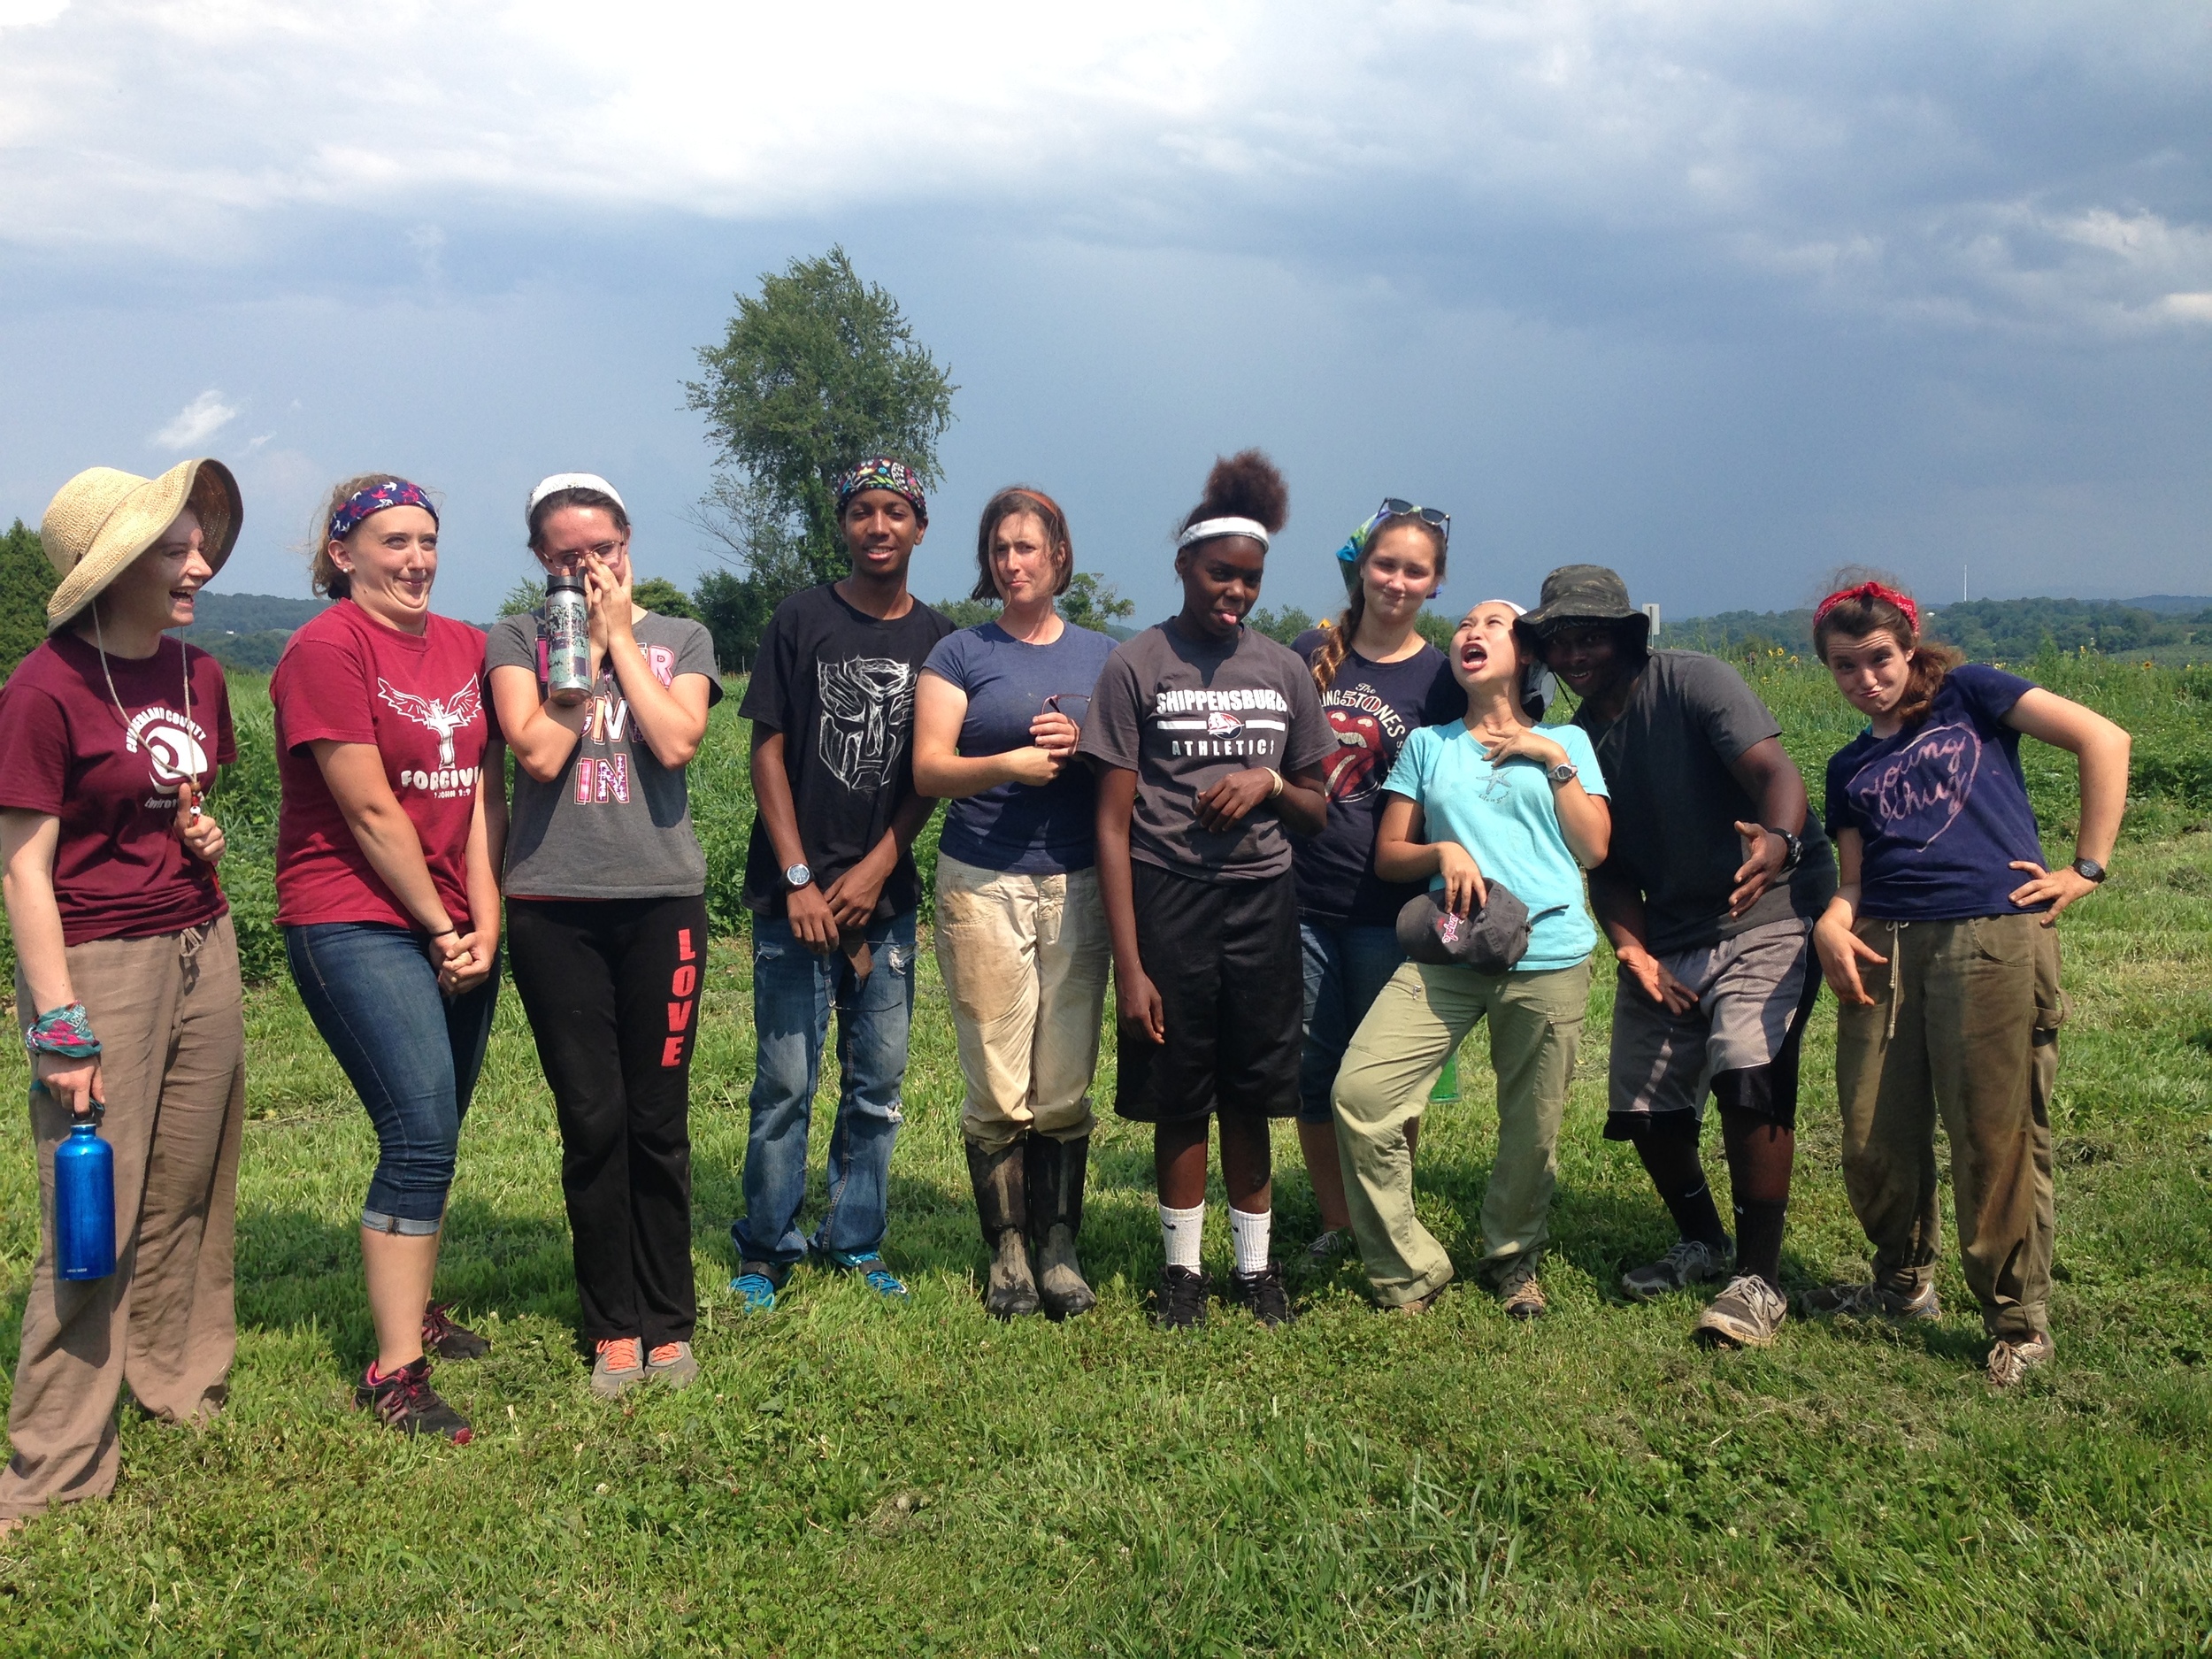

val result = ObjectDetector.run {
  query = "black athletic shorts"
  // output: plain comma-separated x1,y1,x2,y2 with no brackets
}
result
1115,861,1302,1124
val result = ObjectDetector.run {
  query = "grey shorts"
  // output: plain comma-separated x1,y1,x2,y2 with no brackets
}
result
1605,918,1817,1137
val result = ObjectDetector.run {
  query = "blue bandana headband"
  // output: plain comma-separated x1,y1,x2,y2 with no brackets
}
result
329,479,438,541
834,457,928,524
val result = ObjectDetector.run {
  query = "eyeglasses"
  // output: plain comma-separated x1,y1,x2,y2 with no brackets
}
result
1377,498,1450,544
549,541,625,567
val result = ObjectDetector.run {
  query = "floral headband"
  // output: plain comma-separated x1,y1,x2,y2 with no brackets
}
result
330,479,437,541
1814,580,1920,634
835,457,928,524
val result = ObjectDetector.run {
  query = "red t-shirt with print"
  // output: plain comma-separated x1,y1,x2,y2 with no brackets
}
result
0,633,237,946
272,600,491,930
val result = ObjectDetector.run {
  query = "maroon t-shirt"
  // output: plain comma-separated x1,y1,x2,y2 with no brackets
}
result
0,633,236,946
272,601,491,930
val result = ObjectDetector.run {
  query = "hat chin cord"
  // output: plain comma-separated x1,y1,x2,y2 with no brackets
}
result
89,595,194,775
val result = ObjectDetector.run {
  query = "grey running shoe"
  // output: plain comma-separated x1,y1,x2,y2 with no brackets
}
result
1620,1236,1735,1302
591,1337,647,1399
1986,1331,2054,1388
1306,1227,1354,1265
1493,1256,1547,1322
1801,1279,1941,1322
645,1340,699,1391
1693,1275,1788,1349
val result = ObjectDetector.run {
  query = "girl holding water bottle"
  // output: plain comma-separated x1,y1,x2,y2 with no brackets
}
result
0,460,246,1532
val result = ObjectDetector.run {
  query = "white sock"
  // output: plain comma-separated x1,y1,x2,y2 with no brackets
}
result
1158,1202,1205,1271
1229,1206,1272,1276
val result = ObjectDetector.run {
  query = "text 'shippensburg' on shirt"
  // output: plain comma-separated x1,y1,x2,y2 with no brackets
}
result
1572,649,1836,955
739,583,955,920
0,633,236,945
272,600,493,931
487,609,723,900
1078,619,1335,881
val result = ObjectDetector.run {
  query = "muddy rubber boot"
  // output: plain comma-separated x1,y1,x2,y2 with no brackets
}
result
1027,1133,1098,1319
965,1138,1040,1319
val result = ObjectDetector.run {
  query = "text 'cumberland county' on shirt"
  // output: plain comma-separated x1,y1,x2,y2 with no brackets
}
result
1078,619,1334,881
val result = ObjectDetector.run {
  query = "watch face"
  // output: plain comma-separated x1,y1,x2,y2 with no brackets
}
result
785,864,811,889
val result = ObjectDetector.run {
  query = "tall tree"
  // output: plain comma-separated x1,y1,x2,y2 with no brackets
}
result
686,247,957,662
0,521,56,678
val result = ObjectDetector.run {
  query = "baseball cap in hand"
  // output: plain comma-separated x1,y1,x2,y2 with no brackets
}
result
1396,885,1555,974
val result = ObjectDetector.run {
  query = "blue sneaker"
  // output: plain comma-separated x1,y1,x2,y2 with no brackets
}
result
824,1250,908,1301
729,1271,779,1314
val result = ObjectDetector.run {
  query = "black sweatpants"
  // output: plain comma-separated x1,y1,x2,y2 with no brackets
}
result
508,895,706,1348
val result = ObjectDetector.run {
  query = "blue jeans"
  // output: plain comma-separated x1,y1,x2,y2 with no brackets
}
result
1298,920,1408,1125
285,922,499,1235
733,910,918,1273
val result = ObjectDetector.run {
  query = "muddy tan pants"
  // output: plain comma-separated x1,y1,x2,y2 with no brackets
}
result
3,916,246,1519
1332,959,1589,1307
933,855,1109,1154
1833,912,2062,1340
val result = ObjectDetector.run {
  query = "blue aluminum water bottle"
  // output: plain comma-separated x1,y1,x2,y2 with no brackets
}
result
54,1115,116,1281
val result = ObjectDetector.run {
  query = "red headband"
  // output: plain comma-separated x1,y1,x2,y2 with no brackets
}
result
1814,580,1919,634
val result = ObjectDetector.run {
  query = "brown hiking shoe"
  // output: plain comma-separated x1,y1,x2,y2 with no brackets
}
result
1493,1256,1547,1322
1986,1331,2054,1388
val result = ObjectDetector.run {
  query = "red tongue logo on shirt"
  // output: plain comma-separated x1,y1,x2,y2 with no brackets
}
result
1206,710,1245,739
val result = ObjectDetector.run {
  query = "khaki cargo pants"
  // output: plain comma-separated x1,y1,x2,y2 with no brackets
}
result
3,917,246,1519
1833,911,2062,1340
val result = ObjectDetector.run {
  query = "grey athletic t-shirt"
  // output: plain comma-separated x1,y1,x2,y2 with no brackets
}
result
1572,649,1835,955
1078,619,1334,882
486,609,722,900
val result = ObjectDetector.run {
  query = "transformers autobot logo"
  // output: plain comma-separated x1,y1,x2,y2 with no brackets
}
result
817,657,916,791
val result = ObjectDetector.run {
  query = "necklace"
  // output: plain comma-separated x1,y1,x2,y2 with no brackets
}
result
91,602,196,787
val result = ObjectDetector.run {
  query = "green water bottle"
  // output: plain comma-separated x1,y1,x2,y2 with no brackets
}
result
1430,1048,1459,1103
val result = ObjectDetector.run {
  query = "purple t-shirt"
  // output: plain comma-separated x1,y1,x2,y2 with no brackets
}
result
1288,629,1463,926
1824,664,2049,921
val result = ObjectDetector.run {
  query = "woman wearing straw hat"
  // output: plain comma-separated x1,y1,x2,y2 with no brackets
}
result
0,459,245,1532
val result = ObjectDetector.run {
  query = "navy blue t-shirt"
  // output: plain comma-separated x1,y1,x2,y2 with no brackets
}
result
1824,664,2050,921
922,619,1118,874
1289,628,1463,926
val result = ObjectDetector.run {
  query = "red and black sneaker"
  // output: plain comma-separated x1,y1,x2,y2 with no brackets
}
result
356,1357,473,1443
422,1301,490,1361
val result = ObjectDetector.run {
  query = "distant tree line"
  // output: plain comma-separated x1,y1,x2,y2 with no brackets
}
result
1672,596,2212,664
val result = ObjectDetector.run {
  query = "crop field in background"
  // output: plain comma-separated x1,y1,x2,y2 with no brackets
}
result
0,658,2207,1653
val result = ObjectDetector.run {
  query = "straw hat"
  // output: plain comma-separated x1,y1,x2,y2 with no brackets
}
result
39,458,242,632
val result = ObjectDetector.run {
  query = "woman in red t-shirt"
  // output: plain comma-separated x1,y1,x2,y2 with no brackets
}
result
272,474,503,1444
0,458,245,1535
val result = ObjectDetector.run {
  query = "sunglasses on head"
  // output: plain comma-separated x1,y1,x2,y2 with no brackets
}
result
1377,498,1450,545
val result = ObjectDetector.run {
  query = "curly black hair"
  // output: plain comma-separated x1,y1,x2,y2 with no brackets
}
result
1179,449,1289,538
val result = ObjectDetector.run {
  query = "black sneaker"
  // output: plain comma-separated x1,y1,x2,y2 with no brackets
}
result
1155,1265,1210,1331
1227,1262,1294,1328
422,1301,490,1361
355,1357,473,1443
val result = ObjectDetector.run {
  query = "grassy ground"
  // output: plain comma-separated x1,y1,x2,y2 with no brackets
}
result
0,664,2209,1653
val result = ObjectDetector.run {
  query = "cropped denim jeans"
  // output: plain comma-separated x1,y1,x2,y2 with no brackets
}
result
284,922,499,1235
733,909,917,1274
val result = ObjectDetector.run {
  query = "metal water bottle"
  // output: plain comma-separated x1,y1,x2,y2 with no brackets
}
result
545,573,592,707
54,1114,116,1281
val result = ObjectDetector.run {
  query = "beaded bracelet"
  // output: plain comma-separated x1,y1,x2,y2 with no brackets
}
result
24,1003,100,1060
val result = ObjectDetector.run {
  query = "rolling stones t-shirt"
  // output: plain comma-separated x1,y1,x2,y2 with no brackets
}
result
0,634,235,945
1288,628,1463,925
272,601,493,930
1824,664,2049,921
740,583,954,920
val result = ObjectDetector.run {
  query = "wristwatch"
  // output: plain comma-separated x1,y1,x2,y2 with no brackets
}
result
1546,761,1579,787
1767,827,1804,875
783,862,812,891
2070,856,2107,884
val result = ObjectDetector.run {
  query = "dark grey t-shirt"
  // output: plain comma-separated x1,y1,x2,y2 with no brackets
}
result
1078,620,1334,882
1572,649,1836,955
487,610,722,900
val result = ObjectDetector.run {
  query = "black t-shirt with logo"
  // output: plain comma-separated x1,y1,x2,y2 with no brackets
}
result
740,583,955,919
1288,629,1463,926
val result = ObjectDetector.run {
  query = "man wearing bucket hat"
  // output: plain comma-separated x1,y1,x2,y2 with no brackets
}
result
1528,565,1835,1348
0,459,246,1531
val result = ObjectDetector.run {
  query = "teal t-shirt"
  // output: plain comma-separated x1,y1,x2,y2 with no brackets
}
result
1382,720,1609,972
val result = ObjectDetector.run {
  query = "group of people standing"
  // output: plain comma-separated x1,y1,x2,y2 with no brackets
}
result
0,442,2129,1529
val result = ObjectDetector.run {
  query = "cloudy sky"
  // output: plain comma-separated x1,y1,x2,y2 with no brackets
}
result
3,1,2207,625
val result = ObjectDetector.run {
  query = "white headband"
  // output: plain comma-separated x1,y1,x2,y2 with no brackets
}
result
529,472,626,514
1177,516,1271,551
1479,598,1528,616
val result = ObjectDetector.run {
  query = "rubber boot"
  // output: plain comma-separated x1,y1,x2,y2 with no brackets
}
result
965,1138,1040,1319
1027,1133,1097,1319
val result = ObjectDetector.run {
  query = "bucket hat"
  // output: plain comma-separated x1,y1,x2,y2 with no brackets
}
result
1521,564,1648,652
39,458,242,632
1395,884,1557,975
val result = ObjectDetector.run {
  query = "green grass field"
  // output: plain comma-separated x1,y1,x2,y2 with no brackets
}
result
1,660,2210,1654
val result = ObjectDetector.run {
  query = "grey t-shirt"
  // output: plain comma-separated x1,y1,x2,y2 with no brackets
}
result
487,610,723,900
1572,649,1836,955
1078,620,1335,882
